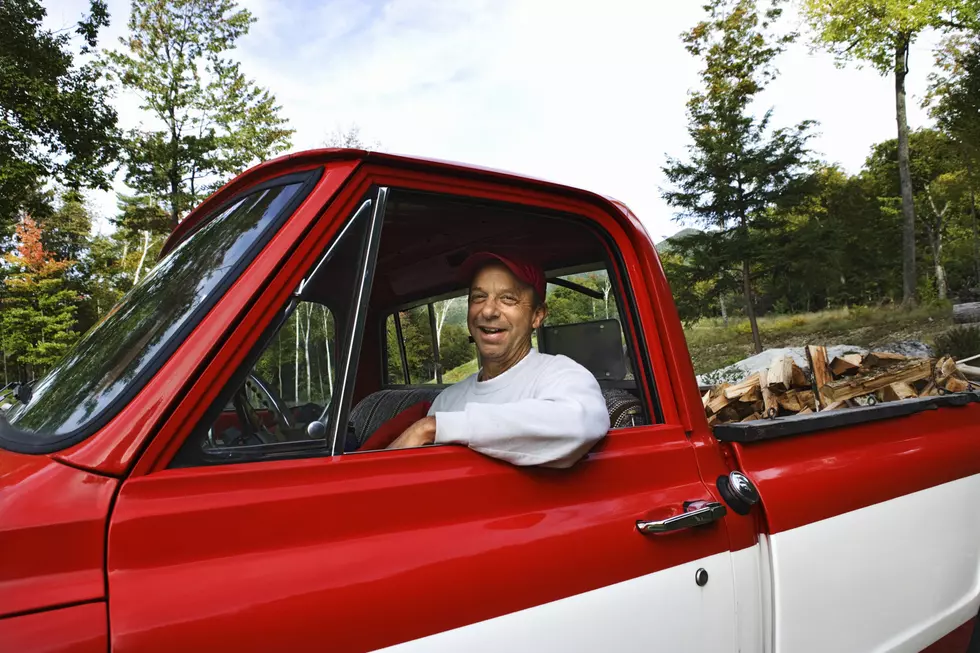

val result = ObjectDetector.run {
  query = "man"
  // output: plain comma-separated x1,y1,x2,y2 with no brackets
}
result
387,252,610,468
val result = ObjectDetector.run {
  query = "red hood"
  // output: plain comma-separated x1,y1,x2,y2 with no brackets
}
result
0,448,117,617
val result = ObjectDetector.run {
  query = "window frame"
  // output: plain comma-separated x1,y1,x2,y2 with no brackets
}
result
168,187,387,467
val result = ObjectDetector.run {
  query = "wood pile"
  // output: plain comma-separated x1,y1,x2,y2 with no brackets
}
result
703,346,979,425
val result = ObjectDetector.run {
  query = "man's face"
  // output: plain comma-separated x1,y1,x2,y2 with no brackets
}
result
468,263,547,366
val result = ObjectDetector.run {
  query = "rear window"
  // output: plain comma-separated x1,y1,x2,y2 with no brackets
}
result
0,171,319,453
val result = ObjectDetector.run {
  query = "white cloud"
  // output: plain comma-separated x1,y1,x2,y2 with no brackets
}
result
43,0,943,242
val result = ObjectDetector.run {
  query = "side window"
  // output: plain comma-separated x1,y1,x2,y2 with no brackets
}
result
385,296,477,385
171,193,377,467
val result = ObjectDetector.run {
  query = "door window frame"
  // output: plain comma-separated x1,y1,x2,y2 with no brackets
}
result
142,166,675,475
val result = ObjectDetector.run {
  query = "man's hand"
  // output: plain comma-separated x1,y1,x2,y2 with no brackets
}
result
387,416,437,450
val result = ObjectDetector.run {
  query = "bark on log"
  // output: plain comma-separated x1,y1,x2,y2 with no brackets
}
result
953,302,980,324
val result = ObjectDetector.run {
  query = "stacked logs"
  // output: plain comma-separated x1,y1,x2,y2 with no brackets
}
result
703,346,979,425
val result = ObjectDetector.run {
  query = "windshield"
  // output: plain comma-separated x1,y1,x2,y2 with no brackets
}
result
1,173,314,450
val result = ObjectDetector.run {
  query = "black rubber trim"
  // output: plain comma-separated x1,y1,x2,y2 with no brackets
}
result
713,391,980,443
0,168,323,455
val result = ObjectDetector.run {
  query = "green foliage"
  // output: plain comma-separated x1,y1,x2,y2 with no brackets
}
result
105,0,294,227
662,0,815,352
800,0,979,74
0,0,119,229
1,217,80,377
933,325,980,360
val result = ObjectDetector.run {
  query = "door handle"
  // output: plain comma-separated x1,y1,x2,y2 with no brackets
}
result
636,502,727,535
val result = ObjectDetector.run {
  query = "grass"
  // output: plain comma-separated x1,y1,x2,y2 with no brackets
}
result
686,302,954,375
443,358,479,383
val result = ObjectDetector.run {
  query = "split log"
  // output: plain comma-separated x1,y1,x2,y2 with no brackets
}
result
862,352,908,369
759,368,779,416
740,412,761,423
737,386,762,403
945,377,970,393
821,359,933,404
724,373,760,400
918,380,939,397
797,405,814,415
822,400,848,411
953,302,980,324
702,390,711,409
767,357,794,392
829,354,863,377
707,384,733,414
791,363,808,389
806,345,833,408
776,389,815,413
881,382,917,402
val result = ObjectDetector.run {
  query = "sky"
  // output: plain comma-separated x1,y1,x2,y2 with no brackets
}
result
43,0,943,241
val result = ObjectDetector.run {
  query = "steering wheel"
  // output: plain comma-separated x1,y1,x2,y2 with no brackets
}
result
244,373,295,433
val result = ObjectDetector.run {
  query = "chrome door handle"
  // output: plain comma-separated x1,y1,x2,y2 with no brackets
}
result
636,502,727,535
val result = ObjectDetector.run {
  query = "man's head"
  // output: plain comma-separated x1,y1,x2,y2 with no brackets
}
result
462,252,547,375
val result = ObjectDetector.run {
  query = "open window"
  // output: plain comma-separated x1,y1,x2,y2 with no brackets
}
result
173,185,657,467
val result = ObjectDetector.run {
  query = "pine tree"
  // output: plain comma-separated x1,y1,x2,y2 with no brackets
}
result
662,0,814,353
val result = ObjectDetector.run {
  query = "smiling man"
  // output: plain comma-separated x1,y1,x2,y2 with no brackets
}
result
387,252,610,467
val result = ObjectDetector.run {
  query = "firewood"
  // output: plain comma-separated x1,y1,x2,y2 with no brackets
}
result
829,354,863,377
751,400,765,413
767,357,794,392
740,412,761,423
776,389,815,413
737,386,762,403
702,389,711,409
944,377,970,393
707,414,719,426
759,368,779,416
822,400,847,411
862,352,908,369
707,384,733,414
791,362,808,389
821,359,933,403
806,345,833,408
919,380,938,397
717,405,740,423
881,382,917,402
797,405,814,414
724,373,761,400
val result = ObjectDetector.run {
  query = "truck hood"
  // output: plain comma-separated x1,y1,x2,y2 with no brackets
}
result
0,448,117,617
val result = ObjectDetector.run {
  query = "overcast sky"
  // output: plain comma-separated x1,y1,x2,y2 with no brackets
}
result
43,0,942,240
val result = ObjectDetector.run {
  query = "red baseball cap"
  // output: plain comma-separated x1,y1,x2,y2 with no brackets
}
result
461,251,547,301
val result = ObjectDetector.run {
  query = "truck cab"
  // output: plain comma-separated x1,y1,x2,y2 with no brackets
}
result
1,150,979,653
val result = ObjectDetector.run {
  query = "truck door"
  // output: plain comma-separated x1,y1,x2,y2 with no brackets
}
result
107,173,741,652
725,408,980,653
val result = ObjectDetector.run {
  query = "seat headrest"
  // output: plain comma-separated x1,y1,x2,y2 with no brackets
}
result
538,319,627,381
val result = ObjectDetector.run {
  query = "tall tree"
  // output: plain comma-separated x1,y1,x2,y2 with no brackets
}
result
662,0,814,353
0,0,119,231
800,0,980,307
106,0,294,228
927,31,980,287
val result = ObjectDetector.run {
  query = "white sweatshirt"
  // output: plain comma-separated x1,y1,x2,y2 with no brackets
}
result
428,349,610,468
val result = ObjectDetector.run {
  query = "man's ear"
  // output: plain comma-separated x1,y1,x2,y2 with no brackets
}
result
531,303,547,329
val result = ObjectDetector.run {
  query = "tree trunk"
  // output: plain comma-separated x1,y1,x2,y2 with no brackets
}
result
968,160,980,288
294,310,300,403
895,36,917,308
742,258,763,354
304,305,312,402
953,302,980,324
133,231,152,284
720,294,728,327
321,306,334,395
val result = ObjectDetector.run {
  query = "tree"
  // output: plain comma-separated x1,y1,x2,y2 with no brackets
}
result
800,0,980,307
927,31,980,287
1,217,80,379
106,0,294,228
662,0,814,353
0,0,119,230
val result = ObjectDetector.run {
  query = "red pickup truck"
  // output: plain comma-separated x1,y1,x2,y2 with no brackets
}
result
2,150,979,653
